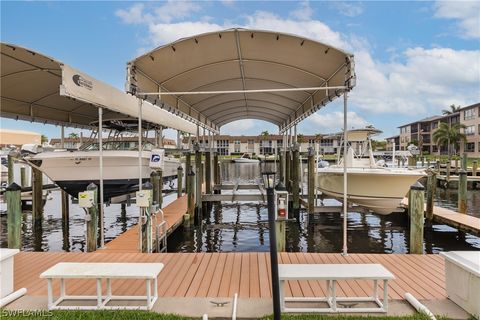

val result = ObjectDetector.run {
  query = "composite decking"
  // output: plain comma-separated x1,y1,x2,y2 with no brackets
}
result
14,251,446,300
102,195,188,252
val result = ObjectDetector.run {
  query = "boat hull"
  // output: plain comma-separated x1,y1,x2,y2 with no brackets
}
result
316,168,425,214
232,159,260,163
27,151,180,199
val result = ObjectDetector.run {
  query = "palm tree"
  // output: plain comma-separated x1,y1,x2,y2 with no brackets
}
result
260,130,269,156
441,104,461,115
432,122,466,160
297,134,304,143
68,132,79,139
41,134,48,144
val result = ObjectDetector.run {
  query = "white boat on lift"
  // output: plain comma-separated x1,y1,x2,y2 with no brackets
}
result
316,128,426,215
24,139,180,200
232,153,260,163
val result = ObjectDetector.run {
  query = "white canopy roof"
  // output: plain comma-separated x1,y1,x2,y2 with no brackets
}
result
127,28,356,133
1,43,198,135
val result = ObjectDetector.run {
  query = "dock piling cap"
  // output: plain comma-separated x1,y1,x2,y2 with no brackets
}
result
410,181,425,191
6,183,21,192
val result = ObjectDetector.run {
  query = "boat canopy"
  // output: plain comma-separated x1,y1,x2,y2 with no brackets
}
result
1,43,198,135
127,28,356,133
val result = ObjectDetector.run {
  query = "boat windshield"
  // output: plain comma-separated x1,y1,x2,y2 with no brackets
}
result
80,141,155,151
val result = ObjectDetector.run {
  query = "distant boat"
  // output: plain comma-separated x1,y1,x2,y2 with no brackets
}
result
232,153,260,163
316,128,426,215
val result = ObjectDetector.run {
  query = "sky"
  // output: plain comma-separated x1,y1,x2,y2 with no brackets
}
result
1,0,479,140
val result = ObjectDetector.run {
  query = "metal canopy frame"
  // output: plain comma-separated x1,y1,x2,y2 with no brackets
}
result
126,28,356,134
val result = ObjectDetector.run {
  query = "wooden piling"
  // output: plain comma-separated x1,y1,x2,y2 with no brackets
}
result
307,149,315,213
195,150,202,213
177,165,183,197
157,169,163,208
461,153,467,171
409,182,425,254
458,169,467,214
285,150,291,192
7,155,14,185
141,184,153,253
150,171,160,206
86,183,98,252
6,183,22,249
31,167,43,228
446,161,451,181
205,151,212,194
276,221,285,252
473,161,478,176
187,168,195,219
426,172,436,221
61,190,69,229
20,167,27,187
278,150,284,185
292,147,300,211
454,159,459,174
213,152,220,194
185,152,192,194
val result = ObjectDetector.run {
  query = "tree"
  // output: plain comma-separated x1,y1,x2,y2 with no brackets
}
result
260,131,269,156
432,122,466,159
315,133,323,141
442,104,461,115
297,134,305,143
68,132,79,139
41,135,48,144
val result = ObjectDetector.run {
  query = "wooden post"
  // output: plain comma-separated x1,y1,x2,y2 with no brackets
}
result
397,158,401,167
187,168,195,219
61,190,70,229
157,169,163,208
141,183,153,253
278,150,284,185
446,161,451,181
307,148,315,213
458,169,467,214
205,151,212,194
6,183,22,249
7,155,14,185
177,165,183,197
195,149,202,214
454,159,459,174
20,166,27,187
421,157,425,168
150,171,160,206
473,161,478,176
276,221,286,252
409,182,425,254
31,167,43,228
436,160,440,172
461,153,467,171
285,150,291,192
426,172,436,221
292,147,300,212
213,152,220,194
86,183,98,252
185,152,192,194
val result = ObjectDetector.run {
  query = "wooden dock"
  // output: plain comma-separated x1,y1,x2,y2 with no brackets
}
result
432,206,480,236
13,251,447,300
102,195,187,253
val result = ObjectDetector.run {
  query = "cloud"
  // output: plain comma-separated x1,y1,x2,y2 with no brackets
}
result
220,119,255,135
434,1,480,39
290,1,314,21
148,21,224,46
307,111,368,133
352,47,480,115
330,1,364,17
115,1,201,25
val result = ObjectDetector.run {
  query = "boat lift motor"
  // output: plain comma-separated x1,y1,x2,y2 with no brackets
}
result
274,189,289,221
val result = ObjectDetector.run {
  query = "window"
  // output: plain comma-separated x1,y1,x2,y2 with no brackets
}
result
465,125,475,135
464,108,476,120
465,142,475,152
320,139,333,147
432,122,438,129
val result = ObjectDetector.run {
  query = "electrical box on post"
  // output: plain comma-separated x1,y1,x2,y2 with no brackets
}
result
136,190,152,208
149,149,165,170
78,191,95,208
274,189,289,220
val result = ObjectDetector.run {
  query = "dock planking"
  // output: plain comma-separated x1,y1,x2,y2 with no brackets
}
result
13,252,447,300
102,195,188,252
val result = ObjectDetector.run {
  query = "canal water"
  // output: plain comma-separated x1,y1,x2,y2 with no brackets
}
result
1,162,479,253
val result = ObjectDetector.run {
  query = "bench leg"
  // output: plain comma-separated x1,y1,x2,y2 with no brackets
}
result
383,280,388,311
331,280,337,312
47,278,53,309
96,279,102,308
373,279,378,300
146,279,152,310
60,278,65,299
279,280,285,311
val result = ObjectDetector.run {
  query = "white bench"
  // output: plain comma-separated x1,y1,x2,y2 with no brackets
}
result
278,264,395,313
40,262,163,310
